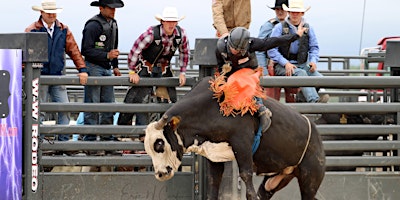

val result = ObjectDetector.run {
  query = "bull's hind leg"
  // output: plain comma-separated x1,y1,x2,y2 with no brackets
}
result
297,167,324,200
206,160,224,200
257,175,294,199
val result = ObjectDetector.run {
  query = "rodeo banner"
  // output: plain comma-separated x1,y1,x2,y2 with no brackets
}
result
0,49,22,200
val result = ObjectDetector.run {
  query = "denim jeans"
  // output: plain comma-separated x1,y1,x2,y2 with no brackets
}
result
40,84,71,141
83,62,115,141
274,63,323,102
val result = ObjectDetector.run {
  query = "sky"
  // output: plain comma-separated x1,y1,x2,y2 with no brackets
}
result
4,0,400,57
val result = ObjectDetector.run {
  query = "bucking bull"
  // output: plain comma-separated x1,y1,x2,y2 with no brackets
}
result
144,77,326,200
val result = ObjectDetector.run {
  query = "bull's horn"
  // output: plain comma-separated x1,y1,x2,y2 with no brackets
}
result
155,115,168,130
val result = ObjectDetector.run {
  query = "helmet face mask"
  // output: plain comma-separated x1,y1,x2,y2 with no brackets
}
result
227,27,250,55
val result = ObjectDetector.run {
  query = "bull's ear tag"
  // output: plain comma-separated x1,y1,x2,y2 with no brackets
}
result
170,116,181,130
0,70,10,118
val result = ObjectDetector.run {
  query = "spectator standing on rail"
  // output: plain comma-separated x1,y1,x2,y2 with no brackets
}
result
118,7,189,131
267,0,329,103
81,0,123,145
25,0,88,143
212,0,251,38
210,0,251,76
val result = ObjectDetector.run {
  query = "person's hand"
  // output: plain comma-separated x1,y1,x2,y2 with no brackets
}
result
296,23,308,37
267,65,275,76
107,49,120,60
309,62,317,73
267,60,275,76
113,68,121,76
179,73,186,86
129,72,140,84
78,72,88,85
220,32,229,38
284,62,297,76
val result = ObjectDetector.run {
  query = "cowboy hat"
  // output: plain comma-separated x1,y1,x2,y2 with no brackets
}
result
32,0,63,14
155,7,185,22
90,0,124,8
268,0,288,10
283,0,310,12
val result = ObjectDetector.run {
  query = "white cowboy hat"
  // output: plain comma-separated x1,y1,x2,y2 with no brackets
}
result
283,0,310,12
155,7,185,22
32,0,63,13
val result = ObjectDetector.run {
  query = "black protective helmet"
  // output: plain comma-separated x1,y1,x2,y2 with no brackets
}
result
227,27,250,53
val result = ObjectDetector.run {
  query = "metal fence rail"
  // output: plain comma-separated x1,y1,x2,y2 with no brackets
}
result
33,73,400,200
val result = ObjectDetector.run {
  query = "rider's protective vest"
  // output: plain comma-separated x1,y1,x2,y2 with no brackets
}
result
278,21,309,64
141,25,182,65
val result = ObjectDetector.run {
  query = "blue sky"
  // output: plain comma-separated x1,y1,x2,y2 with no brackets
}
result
4,0,400,56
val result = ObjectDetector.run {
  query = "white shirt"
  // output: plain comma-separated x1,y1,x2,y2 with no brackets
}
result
41,19,55,38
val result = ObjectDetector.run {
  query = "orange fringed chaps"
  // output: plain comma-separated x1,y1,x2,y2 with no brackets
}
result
209,68,266,117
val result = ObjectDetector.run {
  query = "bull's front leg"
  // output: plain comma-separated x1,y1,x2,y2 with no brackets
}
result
233,142,258,199
206,160,225,200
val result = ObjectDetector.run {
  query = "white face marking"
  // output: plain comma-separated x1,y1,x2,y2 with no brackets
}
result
144,121,182,181
186,141,235,162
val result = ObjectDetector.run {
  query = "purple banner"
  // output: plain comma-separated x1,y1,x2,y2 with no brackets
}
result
0,49,22,200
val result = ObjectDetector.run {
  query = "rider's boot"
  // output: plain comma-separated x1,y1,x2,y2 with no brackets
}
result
259,105,272,133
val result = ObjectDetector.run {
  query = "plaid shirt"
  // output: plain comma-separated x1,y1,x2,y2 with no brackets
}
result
128,25,190,73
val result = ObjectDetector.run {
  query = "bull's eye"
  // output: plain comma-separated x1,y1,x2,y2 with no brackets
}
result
154,139,165,153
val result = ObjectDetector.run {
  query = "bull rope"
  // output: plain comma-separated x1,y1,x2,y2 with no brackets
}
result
251,123,263,155
296,115,312,165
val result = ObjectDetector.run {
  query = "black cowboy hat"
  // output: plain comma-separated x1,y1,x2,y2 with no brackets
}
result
90,0,124,8
268,0,288,10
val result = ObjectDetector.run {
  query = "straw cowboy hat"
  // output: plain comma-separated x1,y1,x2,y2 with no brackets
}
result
283,0,310,12
32,0,63,13
90,0,124,8
268,0,288,10
155,7,185,22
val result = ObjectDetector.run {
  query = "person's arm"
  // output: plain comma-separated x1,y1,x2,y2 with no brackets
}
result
65,27,88,84
178,28,189,74
252,34,299,53
215,38,227,69
256,21,274,71
212,0,229,37
65,27,87,73
127,27,154,84
307,26,319,64
127,27,154,72
178,27,189,86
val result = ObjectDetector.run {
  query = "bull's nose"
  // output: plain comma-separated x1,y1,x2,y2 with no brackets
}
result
156,169,171,178
155,167,174,180
166,166,172,173
155,171,169,179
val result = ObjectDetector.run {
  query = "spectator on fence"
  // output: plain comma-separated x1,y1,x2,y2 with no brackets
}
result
25,0,88,143
80,0,123,145
256,0,288,75
117,6,189,128
267,0,329,103
256,0,299,103
212,0,251,38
